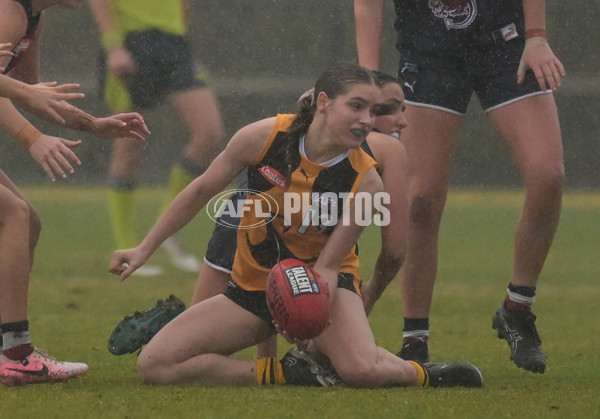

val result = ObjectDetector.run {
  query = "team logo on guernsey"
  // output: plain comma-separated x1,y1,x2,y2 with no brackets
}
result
284,266,321,297
259,165,287,189
428,0,477,30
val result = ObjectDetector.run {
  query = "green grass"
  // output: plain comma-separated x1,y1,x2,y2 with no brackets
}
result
4,187,600,418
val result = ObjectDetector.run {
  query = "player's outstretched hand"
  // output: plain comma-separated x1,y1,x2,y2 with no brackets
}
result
109,247,148,281
91,112,150,142
517,37,565,91
28,134,82,182
12,82,85,125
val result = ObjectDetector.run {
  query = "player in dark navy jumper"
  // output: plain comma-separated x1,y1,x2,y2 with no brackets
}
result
355,0,564,373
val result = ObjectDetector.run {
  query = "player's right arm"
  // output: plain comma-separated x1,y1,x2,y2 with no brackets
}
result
109,117,278,281
313,167,385,303
354,0,385,70
0,97,82,181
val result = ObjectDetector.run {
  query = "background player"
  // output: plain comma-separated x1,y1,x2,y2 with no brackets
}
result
88,0,226,276
355,0,564,372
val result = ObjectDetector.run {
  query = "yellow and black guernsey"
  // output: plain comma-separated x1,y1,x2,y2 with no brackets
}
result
231,114,377,291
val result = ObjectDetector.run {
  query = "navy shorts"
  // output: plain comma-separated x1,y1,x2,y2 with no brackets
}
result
203,188,246,273
398,39,548,114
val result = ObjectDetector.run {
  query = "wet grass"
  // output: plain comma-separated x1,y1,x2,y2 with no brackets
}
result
4,186,600,418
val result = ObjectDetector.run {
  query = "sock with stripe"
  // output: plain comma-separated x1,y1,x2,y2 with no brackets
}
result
255,357,285,385
505,282,536,312
2,320,34,361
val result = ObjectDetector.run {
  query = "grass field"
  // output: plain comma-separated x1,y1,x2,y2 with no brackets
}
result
4,186,600,418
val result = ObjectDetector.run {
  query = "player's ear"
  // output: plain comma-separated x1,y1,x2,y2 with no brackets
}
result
316,91,330,114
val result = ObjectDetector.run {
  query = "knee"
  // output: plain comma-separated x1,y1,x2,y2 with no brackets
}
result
28,204,42,245
137,354,169,385
334,355,381,388
525,162,565,198
408,194,446,229
2,196,31,227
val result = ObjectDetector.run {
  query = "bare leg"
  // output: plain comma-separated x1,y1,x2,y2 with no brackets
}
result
400,106,463,318
108,137,146,182
312,289,418,387
487,94,563,288
0,172,41,323
191,264,278,358
137,295,274,385
190,264,229,305
168,87,225,168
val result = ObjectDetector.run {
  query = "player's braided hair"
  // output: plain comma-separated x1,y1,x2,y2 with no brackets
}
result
282,62,377,186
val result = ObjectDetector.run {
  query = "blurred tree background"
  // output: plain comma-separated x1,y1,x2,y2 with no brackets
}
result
0,0,598,188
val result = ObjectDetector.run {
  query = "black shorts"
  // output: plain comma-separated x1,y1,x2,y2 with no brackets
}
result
398,38,547,114
100,29,205,109
223,273,361,327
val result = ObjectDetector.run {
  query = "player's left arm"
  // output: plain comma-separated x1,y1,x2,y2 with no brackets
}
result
361,134,408,315
354,0,385,70
313,167,384,303
518,0,565,90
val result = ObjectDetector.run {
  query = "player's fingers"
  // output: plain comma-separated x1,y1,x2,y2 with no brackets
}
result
533,67,548,91
516,61,526,85
109,259,127,276
55,150,78,175
120,264,136,282
555,58,566,77
45,155,69,180
61,139,84,151
53,82,81,91
540,63,558,91
40,162,57,182
548,64,563,89
57,92,85,100
125,131,146,142
45,108,67,125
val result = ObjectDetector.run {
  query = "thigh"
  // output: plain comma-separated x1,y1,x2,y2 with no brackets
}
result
141,294,275,365
312,289,376,370
169,87,223,135
402,106,462,196
487,93,563,174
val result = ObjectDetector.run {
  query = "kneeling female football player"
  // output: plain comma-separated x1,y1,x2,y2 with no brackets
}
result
109,62,482,388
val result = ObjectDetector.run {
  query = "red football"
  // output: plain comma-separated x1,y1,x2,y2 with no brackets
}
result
266,259,330,340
